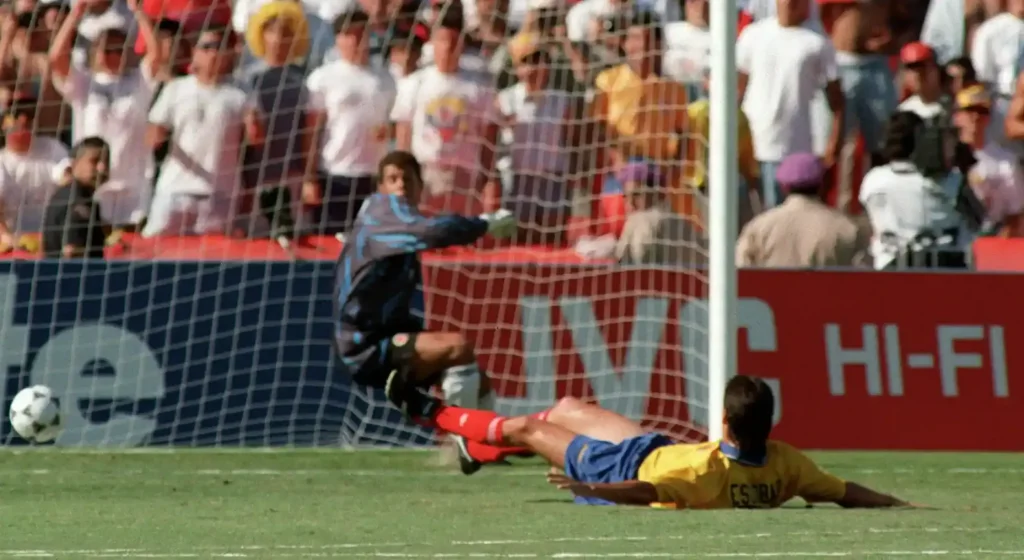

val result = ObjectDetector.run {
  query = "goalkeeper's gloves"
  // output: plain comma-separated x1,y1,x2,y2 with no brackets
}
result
480,208,517,239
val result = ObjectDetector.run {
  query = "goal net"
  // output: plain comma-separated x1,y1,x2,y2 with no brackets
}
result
0,0,717,447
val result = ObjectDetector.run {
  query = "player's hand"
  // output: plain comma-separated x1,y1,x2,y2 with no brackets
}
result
546,471,595,497
481,208,516,239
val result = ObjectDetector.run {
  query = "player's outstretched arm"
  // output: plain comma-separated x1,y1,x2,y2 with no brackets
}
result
834,481,910,509
371,195,515,251
547,472,659,506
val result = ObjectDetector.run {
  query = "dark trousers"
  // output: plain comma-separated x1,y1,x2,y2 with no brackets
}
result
316,174,376,235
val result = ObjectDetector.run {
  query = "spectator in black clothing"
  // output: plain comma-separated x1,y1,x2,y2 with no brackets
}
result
42,137,110,259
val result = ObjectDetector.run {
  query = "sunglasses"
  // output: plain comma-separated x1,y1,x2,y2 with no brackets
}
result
195,40,235,51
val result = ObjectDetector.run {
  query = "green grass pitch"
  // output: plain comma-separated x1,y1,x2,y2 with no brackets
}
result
0,450,1021,558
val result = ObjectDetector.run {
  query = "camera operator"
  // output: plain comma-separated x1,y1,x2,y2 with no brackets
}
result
859,110,984,270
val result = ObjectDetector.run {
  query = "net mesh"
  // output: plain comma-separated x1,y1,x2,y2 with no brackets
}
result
0,0,713,447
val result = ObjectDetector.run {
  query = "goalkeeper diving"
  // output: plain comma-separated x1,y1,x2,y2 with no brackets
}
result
334,150,527,464
445,375,914,508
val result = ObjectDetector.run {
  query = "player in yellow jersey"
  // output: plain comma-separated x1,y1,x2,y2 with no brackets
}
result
449,375,910,508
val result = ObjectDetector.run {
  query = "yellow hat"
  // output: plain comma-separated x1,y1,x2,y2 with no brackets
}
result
508,32,543,65
246,1,311,63
955,85,991,111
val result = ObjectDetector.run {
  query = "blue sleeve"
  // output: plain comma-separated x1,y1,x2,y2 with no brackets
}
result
361,194,489,256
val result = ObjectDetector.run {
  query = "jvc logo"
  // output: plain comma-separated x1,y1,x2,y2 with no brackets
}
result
507,297,783,429
0,274,165,446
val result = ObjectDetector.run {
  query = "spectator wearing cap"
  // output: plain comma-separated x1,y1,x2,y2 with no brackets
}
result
663,0,709,100
144,25,252,237
235,0,335,76
72,0,137,64
0,96,69,249
898,42,949,120
304,9,396,235
240,0,316,240
496,33,583,244
391,8,501,216
614,162,705,266
859,111,972,270
499,0,587,93
49,0,164,229
737,152,867,268
972,0,1024,154
0,2,74,144
589,13,695,223
737,0,844,210
955,84,1024,236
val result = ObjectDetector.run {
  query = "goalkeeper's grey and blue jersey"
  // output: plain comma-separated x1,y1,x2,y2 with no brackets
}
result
333,193,488,380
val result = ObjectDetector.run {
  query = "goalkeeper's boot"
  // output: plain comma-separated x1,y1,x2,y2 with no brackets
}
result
451,435,482,476
385,369,442,425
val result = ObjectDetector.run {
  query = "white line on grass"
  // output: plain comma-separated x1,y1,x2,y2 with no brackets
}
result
39,550,1024,559
0,526,1003,558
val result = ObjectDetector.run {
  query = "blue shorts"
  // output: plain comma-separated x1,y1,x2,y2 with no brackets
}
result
563,432,674,505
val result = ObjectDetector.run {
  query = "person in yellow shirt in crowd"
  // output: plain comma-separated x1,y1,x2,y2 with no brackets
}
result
450,375,910,509
687,89,761,231
586,12,697,227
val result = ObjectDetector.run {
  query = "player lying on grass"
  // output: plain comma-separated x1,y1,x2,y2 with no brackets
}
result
439,375,911,508
334,150,525,460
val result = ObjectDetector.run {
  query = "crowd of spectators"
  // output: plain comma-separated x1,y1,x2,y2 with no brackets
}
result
0,0,1020,268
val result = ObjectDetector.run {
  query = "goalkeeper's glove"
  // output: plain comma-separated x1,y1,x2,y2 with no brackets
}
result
480,209,517,239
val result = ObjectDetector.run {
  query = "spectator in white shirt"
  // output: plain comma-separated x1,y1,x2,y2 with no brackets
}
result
305,9,396,235
49,0,163,229
971,0,1024,153
737,0,845,210
497,34,581,244
955,84,1024,236
860,111,971,270
144,26,252,237
566,0,680,43
391,8,501,216
898,42,949,120
663,0,709,98
0,98,68,247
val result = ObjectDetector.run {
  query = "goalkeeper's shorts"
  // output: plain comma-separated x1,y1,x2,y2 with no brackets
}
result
334,331,421,389
563,432,673,506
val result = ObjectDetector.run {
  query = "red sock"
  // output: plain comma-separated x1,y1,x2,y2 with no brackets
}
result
466,441,531,463
432,406,506,444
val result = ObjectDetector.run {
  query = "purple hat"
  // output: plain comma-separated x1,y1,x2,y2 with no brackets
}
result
616,162,662,188
775,153,824,191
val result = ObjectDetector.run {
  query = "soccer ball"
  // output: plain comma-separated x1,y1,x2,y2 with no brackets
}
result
9,385,63,443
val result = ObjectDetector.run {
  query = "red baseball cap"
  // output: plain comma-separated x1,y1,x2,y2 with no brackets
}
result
900,41,935,65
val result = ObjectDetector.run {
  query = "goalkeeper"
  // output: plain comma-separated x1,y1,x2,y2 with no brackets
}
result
334,150,516,437
444,375,913,508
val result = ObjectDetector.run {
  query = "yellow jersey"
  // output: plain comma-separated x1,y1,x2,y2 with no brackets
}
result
685,99,760,189
636,440,846,509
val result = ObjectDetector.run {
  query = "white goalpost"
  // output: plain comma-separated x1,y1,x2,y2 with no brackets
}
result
707,0,740,441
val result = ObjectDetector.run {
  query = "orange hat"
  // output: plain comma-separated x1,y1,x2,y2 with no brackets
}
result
955,85,991,111
900,42,935,65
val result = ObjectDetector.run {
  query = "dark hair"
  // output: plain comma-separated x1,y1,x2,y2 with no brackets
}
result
71,136,110,159
723,375,774,451
333,10,371,35
377,151,422,183
944,56,977,85
156,19,182,35
882,111,924,162
626,9,663,44
435,4,465,33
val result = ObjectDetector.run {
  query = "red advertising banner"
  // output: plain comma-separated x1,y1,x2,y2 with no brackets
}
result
425,266,1022,451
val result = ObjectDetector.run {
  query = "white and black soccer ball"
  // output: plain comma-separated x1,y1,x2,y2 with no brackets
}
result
9,385,62,443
